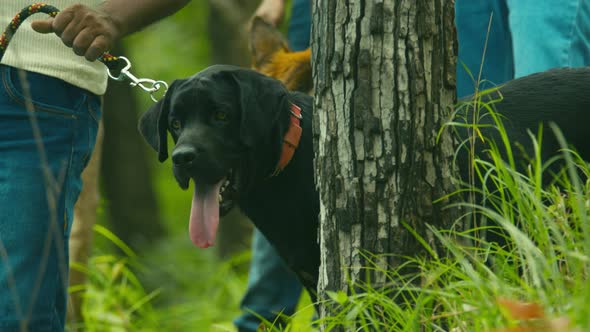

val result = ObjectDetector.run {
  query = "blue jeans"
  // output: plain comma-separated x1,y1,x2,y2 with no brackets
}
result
235,1,312,331
456,0,590,98
287,0,312,52
234,231,303,331
0,65,101,331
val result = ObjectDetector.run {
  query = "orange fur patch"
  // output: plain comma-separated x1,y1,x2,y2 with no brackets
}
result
257,48,312,92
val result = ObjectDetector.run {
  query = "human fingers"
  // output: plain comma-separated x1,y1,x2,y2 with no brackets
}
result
85,34,110,61
30,18,54,33
54,10,83,47
72,26,96,57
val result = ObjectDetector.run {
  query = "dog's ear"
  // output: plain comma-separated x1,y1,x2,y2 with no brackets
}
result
138,81,176,162
249,16,289,69
230,69,289,147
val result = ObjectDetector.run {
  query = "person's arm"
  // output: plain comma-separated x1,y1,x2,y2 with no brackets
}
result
253,0,285,27
31,0,191,61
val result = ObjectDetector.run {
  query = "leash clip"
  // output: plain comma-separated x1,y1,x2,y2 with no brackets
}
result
107,56,168,103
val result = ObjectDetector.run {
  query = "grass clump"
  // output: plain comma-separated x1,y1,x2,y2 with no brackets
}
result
279,88,590,331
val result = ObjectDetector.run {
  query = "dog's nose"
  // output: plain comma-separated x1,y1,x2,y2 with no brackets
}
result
172,146,197,167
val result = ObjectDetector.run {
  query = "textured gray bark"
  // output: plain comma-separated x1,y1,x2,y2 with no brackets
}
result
311,0,459,324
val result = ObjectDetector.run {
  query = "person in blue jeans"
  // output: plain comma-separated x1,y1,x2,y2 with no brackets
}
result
455,0,590,98
234,0,311,331
236,1,590,331
0,1,190,331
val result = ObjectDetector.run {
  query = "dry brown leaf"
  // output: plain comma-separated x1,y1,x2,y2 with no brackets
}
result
490,298,574,332
497,298,545,320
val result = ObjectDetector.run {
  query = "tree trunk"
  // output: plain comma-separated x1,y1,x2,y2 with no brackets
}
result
207,0,259,261
101,44,165,248
311,0,459,324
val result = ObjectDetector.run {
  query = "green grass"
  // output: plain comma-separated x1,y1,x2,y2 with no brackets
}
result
70,224,315,331
69,225,250,331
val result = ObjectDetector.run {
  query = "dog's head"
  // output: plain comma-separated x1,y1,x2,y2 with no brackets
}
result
138,64,290,248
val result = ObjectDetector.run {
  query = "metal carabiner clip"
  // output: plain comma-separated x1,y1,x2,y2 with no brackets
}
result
107,56,168,103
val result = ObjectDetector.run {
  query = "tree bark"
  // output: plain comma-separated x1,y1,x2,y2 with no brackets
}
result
311,0,459,325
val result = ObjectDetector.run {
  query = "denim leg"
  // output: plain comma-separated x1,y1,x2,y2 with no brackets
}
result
455,0,514,98
507,0,590,77
234,230,303,332
287,0,312,52
0,65,101,331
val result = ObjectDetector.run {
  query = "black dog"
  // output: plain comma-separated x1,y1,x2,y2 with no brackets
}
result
139,65,590,303
455,68,590,180
455,68,590,245
138,65,320,298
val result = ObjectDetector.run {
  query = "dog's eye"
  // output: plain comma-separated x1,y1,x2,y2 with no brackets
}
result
170,119,182,130
213,111,228,122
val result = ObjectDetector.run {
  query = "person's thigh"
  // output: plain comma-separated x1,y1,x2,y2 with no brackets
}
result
507,0,590,77
0,65,100,331
455,0,514,97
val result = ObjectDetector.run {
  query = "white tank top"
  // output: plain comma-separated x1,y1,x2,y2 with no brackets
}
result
1,1,108,95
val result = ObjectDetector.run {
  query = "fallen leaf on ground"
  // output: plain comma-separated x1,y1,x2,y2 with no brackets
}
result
491,298,576,332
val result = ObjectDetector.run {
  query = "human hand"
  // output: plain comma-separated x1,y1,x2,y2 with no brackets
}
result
31,4,121,62
253,0,285,27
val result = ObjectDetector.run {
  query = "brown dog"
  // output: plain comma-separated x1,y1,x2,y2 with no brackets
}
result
249,17,312,93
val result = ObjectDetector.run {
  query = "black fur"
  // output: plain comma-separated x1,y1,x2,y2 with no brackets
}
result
455,67,590,246
455,67,590,184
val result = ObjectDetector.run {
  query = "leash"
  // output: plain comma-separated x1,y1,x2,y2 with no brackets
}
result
0,3,167,102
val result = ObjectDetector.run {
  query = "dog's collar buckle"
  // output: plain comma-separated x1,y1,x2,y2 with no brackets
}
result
289,106,303,119
271,103,303,177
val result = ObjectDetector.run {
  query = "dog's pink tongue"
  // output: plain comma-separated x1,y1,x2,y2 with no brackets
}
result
189,180,223,248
